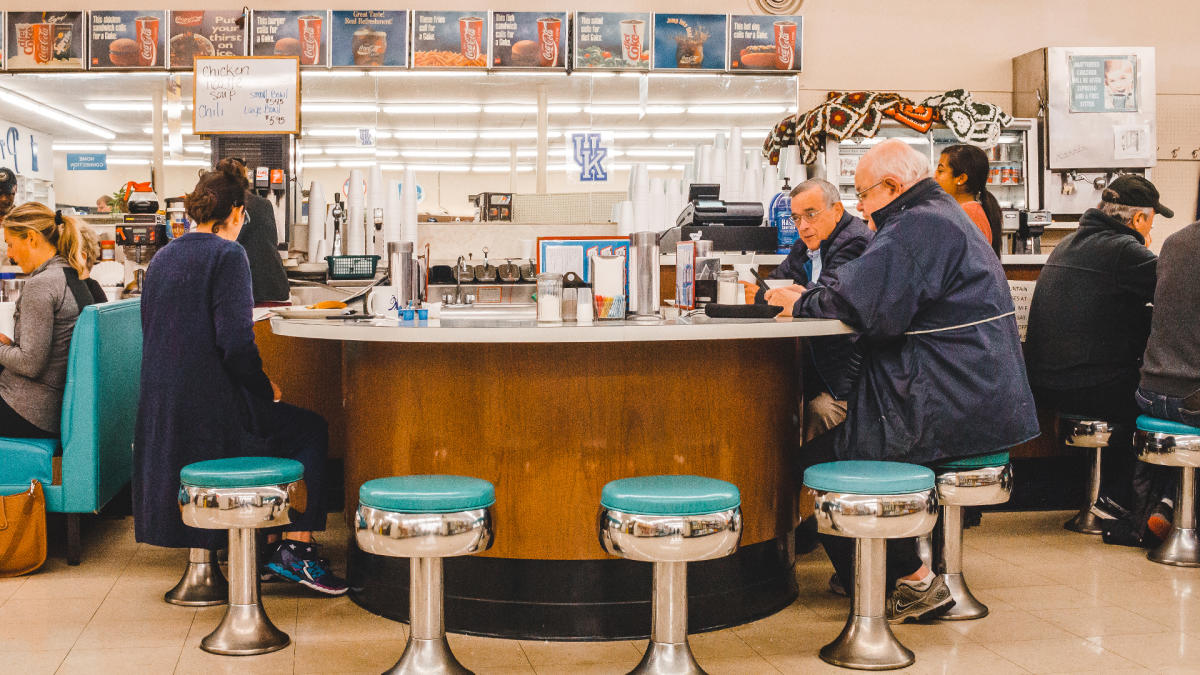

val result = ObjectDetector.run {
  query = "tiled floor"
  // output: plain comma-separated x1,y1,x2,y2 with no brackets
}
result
2,510,1198,674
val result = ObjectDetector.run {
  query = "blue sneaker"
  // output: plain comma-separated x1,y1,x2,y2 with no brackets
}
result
265,541,349,596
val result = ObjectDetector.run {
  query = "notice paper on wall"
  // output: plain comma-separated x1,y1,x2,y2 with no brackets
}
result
192,56,300,135
1007,280,1035,342
1113,123,1152,161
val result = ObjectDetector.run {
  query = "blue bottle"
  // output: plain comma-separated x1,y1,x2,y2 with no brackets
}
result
771,177,797,254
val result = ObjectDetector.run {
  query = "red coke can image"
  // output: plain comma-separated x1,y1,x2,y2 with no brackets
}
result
32,22,54,64
536,17,561,67
773,21,797,70
298,14,322,65
135,16,159,67
459,16,483,62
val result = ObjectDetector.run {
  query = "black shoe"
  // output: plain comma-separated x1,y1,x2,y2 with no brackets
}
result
886,576,954,624
265,541,349,596
794,518,819,555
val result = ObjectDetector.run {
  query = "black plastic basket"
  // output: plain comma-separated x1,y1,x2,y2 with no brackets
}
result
325,255,380,280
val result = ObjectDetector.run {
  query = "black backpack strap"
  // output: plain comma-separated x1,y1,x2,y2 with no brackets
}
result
61,267,96,310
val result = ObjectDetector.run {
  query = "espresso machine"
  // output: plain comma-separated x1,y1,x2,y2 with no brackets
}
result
115,181,167,296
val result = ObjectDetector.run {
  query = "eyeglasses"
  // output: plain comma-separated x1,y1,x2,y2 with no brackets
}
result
855,179,887,201
791,206,830,223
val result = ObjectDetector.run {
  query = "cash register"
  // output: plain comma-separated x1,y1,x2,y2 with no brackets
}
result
669,184,775,252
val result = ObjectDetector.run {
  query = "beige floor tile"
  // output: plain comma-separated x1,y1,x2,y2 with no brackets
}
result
174,642,295,675
983,583,1104,611
0,649,68,675
1125,598,1200,631
91,593,199,623
294,595,407,642
533,665,635,675
519,639,641,666
679,629,759,659
293,639,406,674
56,645,183,675
448,634,533,669
8,574,115,601
733,617,847,656
767,652,919,674
0,595,103,624
1090,632,1200,670
944,608,1076,643
1030,606,1171,638
698,654,781,674
888,621,975,647
0,619,87,651
986,637,1141,673
74,616,195,650
906,643,1029,674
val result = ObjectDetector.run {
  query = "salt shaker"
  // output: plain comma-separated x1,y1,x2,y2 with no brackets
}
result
536,273,564,324
576,288,594,324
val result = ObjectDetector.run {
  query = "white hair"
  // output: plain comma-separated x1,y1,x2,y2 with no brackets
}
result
790,178,841,208
865,139,932,189
1098,201,1152,226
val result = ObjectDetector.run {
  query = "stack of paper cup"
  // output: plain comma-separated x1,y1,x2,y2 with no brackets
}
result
307,180,325,261
345,170,365,255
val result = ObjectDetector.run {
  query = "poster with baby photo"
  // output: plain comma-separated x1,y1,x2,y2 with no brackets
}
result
574,12,651,71
1069,54,1139,113
330,11,407,68
90,11,166,69
251,10,328,67
491,11,567,69
168,11,247,70
6,11,86,71
651,13,727,71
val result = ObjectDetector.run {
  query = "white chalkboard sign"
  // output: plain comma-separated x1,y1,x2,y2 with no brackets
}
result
192,56,301,135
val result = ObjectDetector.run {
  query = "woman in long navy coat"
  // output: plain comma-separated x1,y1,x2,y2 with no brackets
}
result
133,160,346,595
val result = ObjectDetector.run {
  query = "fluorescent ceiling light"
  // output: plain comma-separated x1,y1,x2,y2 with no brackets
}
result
478,130,562,140
622,149,697,158
383,104,482,114
298,148,323,156
164,158,209,167
302,71,367,78
585,105,684,115
686,104,789,115
401,149,473,158
305,129,358,137
299,160,337,168
408,164,471,173
301,103,380,113
106,156,151,165
53,143,108,152
652,130,724,140
610,130,652,140
143,125,193,135
323,147,399,157
472,165,534,173
390,130,478,140
337,160,377,167
0,87,116,139
85,101,192,112
473,149,539,159
184,144,210,154
482,104,581,114
110,143,154,152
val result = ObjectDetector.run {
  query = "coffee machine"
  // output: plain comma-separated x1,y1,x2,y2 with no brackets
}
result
115,181,167,296
1010,209,1051,254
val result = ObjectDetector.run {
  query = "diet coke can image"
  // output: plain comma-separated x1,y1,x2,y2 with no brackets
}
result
32,22,54,65
620,19,644,66
459,16,483,62
773,20,797,70
536,17,561,67
298,15,323,65
136,16,159,67
16,24,33,56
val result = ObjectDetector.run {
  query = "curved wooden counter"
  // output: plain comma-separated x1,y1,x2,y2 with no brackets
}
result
272,315,851,639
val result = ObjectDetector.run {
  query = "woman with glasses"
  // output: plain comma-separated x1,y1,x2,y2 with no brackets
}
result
133,159,348,596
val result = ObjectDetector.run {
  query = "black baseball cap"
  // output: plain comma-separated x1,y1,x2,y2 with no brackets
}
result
0,168,15,194
1102,175,1173,218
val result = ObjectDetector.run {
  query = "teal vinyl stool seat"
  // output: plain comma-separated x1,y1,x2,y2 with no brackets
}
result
1136,415,1200,567
599,476,742,675
802,461,939,671
178,457,306,656
1058,413,1115,535
355,475,495,675
931,452,1013,621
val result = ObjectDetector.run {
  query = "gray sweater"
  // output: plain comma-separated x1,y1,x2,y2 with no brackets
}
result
1140,221,1200,398
0,257,83,433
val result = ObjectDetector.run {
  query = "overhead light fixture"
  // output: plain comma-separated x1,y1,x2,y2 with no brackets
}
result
651,130,724,140
85,101,193,112
383,104,482,115
408,164,471,173
304,129,359,137
473,148,540,159
472,165,535,173
302,71,367,78
478,130,562,140
337,160,377,167
184,144,210,154
610,130,652,140
323,147,399,157
482,104,581,114
622,148,697,158
164,158,209,167
109,143,154,152
52,143,108,152
686,104,790,115
298,148,323,156
0,87,116,139
142,125,194,135
299,160,337,168
301,103,380,113
106,156,151,165
585,105,684,115
401,149,473,159
390,130,478,140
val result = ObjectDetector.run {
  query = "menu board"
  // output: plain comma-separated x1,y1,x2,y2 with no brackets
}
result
330,10,407,68
652,13,727,71
728,14,801,72
491,11,566,69
192,56,300,135
169,10,247,70
251,10,327,68
89,10,166,70
411,11,489,68
5,11,86,70
574,12,650,70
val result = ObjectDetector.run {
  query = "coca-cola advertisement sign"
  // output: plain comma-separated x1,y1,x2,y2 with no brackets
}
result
411,11,489,69
330,11,407,68
89,10,166,69
728,14,804,72
5,11,85,70
574,12,651,70
250,10,327,67
168,10,247,70
490,11,566,69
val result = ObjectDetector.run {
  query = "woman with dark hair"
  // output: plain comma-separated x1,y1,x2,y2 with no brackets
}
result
935,144,1004,256
0,203,94,438
133,160,347,595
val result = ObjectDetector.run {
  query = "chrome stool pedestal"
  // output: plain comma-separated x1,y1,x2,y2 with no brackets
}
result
934,456,1012,621
164,547,228,607
1137,417,1200,567
1061,417,1112,535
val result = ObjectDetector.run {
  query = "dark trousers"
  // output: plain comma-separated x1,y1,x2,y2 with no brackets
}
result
1136,387,1200,428
797,427,925,590
241,394,330,534
0,395,57,439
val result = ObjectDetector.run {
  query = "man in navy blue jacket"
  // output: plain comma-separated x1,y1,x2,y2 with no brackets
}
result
767,139,1039,623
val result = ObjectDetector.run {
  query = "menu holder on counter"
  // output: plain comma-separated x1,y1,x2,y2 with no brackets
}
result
728,14,802,73
330,10,407,68
250,10,327,68
537,236,630,287
411,10,489,69
89,10,166,70
574,12,651,71
491,11,567,69
192,56,300,135
5,11,86,71
652,13,727,71
168,10,247,70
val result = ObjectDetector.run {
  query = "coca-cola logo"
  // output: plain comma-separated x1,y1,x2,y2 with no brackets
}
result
777,35,793,67
140,28,155,60
302,26,317,60
623,34,641,60
175,14,203,27
463,28,478,60
540,28,556,62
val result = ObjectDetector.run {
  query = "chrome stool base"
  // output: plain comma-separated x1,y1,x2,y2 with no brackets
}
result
1149,467,1200,567
631,641,705,675
1064,424,1109,535
201,601,290,656
385,636,471,675
1064,508,1107,535
936,572,988,620
820,616,914,671
165,548,228,607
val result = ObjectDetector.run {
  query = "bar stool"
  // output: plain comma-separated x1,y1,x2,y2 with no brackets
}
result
598,475,742,675
1060,413,1113,534
1136,415,1200,567
802,461,938,670
355,475,495,675
934,452,1013,620
178,456,306,655
164,547,228,606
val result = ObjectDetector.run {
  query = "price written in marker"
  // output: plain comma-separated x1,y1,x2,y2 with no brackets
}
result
193,56,300,134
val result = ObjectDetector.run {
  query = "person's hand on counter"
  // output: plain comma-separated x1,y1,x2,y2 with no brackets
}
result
270,379,283,403
765,285,805,316
740,280,760,305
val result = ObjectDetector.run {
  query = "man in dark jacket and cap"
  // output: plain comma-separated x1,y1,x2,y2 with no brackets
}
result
767,139,1039,623
0,168,17,224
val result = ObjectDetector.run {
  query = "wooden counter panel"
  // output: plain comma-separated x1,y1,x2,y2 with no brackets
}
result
254,322,346,458
343,338,801,560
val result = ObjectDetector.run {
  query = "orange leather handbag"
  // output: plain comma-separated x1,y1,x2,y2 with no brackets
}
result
0,480,47,577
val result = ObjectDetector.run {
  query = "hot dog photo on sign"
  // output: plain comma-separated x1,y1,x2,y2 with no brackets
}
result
491,11,567,69
250,10,327,67
90,10,166,69
6,11,85,70
728,14,802,72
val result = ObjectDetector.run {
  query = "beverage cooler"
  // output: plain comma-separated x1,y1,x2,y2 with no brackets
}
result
817,118,1041,252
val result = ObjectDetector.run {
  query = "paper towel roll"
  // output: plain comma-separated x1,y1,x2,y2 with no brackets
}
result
346,170,365,255
400,168,418,244
368,165,385,256
306,181,325,261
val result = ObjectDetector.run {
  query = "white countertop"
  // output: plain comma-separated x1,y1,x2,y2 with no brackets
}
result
270,315,852,344
1000,254,1050,265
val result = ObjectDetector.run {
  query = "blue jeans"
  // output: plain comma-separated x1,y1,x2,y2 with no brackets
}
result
1136,387,1200,428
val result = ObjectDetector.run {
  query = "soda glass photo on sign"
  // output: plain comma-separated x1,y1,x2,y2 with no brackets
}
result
459,16,483,62
774,20,796,70
351,29,386,66
537,16,560,66
620,19,643,65
136,15,159,67
298,14,322,65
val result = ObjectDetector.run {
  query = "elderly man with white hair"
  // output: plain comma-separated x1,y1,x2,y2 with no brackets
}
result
766,139,1039,623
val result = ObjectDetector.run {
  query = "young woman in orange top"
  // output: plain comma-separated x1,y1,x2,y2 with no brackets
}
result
934,144,1003,257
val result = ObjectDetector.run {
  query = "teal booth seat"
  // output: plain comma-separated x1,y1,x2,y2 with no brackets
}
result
360,475,496,513
939,451,1011,470
600,475,741,516
1137,415,1200,437
803,460,935,495
0,300,142,563
182,457,304,488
